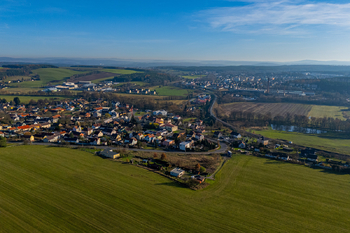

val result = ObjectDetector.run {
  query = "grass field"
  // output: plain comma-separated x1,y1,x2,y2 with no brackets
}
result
252,128,350,155
182,75,202,79
0,95,67,103
91,76,114,84
1,146,350,232
308,105,347,120
101,69,142,75
150,86,191,96
220,102,348,120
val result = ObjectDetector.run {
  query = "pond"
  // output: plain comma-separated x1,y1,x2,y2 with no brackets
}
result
271,124,327,134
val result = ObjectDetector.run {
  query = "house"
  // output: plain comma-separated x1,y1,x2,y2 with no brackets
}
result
163,123,178,132
144,134,155,143
100,149,120,159
180,141,192,151
213,131,223,138
89,137,101,145
195,133,204,141
153,110,167,116
301,148,318,162
191,175,205,183
63,137,79,144
73,126,82,132
170,168,185,177
0,131,4,137
43,134,60,143
258,136,269,146
238,142,246,149
40,123,51,129
231,132,242,139
162,139,175,147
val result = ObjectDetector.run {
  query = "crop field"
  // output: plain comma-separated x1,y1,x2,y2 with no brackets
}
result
1,146,350,232
220,102,312,117
0,95,67,103
252,128,350,155
101,69,143,75
220,102,348,119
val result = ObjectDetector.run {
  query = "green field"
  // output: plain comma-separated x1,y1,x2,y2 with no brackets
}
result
182,75,202,79
91,76,114,84
253,128,350,155
150,86,191,96
0,95,67,103
308,105,347,120
101,69,142,75
1,145,350,232
8,68,87,89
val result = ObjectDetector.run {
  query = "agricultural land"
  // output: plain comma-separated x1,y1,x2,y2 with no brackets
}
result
1,146,350,232
0,95,66,103
218,102,348,120
252,128,350,155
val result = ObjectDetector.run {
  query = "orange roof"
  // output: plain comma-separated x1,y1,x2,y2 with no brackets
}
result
17,125,31,130
52,115,61,119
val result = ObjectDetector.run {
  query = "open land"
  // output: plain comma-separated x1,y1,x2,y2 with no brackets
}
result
101,69,143,75
67,72,116,83
182,75,202,79
1,145,349,232
252,128,350,155
219,102,348,120
0,95,67,103
149,86,192,96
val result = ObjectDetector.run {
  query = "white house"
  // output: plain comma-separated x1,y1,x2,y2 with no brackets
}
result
170,168,185,177
180,141,192,151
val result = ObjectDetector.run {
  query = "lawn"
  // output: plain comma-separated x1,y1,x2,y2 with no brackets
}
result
0,95,67,103
101,69,143,75
1,146,350,232
253,128,350,155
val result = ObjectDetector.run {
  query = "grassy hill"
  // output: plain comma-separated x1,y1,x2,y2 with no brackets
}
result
1,146,349,232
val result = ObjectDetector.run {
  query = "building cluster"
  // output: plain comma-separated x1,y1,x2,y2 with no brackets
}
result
0,98,208,151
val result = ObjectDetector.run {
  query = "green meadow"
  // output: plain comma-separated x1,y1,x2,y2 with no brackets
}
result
101,69,142,75
150,85,192,96
0,95,66,103
1,146,349,232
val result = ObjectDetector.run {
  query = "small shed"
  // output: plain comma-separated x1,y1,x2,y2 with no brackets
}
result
170,168,185,177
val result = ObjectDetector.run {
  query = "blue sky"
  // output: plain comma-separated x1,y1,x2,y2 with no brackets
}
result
1,0,350,61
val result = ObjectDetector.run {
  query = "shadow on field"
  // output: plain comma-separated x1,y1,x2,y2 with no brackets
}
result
318,168,349,175
155,182,188,188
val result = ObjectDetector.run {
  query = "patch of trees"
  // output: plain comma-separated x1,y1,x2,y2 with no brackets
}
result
113,71,179,86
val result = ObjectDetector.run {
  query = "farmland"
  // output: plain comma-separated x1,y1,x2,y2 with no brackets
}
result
219,102,348,119
252,127,350,155
182,75,202,79
8,68,88,89
219,102,312,117
1,146,350,232
101,69,143,75
67,72,116,83
0,95,67,103
149,85,192,96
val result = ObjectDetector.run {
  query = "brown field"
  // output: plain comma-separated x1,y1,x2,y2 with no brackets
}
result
219,102,312,117
67,72,116,82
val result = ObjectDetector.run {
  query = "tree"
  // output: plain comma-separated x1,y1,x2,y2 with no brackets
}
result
153,152,158,159
199,166,206,173
195,163,201,171
161,153,167,160
13,97,20,106
0,137,7,147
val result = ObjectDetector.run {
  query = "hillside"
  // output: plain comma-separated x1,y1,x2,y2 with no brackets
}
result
1,146,349,232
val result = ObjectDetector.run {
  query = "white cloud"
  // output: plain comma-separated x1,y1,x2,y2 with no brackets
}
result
199,1,350,34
